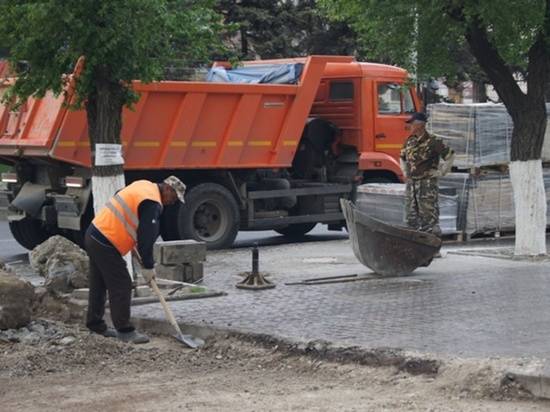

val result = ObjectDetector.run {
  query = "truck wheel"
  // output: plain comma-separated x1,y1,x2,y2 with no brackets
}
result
9,217,49,250
275,222,317,238
177,183,240,249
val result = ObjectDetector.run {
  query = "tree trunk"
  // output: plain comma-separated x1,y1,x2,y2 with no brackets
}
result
472,80,487,103
85,75,134,275
462,12,549,256
508,102,548,256
509,160,547,256
86,76,126,213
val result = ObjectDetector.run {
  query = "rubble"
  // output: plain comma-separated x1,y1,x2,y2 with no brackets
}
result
0,269,35,329
30,235,89,293
0,319,69,345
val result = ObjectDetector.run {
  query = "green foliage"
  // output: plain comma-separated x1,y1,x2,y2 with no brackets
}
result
318,0,548,82
217,0,364,59
0,0,227,107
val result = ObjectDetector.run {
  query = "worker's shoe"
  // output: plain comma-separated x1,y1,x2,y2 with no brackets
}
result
116,330,150,344
88,326,117,338
97,327,117,338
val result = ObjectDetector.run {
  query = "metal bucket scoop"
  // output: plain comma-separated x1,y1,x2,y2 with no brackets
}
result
341,199,441,276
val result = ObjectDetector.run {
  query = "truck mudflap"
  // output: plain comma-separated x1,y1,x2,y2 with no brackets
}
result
340,199,441,276
11,182,47,217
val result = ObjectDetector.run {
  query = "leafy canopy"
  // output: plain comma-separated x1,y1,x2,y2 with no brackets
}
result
0,0,226,106
318,0,548,82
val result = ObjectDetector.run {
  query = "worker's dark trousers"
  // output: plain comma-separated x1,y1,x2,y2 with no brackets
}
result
85,227,134,333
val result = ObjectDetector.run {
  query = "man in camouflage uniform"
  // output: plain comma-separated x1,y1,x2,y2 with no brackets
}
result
400,112,454,236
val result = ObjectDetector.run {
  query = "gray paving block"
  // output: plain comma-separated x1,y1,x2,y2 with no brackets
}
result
154,240,206,265
155,264,186,282
184,262,204,283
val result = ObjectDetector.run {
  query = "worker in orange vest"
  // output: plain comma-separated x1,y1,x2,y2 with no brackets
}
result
85,176,186,344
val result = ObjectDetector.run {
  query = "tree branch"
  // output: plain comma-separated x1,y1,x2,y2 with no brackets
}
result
464,16,526,111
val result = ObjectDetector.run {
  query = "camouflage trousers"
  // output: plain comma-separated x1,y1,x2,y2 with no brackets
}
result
405,177,441,235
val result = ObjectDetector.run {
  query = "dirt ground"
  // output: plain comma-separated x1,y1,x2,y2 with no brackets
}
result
0,319,547,412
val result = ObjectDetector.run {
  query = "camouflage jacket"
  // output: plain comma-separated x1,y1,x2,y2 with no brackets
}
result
400,131,453,179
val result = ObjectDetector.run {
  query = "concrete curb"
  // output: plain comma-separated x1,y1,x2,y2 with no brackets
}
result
132,316,440,375
505,363,550,400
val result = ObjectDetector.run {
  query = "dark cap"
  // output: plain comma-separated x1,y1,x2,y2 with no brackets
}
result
405,112,428,123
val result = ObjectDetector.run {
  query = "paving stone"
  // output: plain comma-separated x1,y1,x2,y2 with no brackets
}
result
134,239,550,358
154,240,206,265
155,264,186,282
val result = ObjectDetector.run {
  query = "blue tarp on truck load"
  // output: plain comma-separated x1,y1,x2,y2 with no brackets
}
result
206,63,304,84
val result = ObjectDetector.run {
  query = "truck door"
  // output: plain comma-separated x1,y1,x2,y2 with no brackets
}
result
373,82,416,160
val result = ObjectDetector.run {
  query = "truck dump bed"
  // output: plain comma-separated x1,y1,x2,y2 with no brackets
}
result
0,56,352,169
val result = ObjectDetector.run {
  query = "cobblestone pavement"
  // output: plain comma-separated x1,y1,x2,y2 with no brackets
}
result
133,240,550,358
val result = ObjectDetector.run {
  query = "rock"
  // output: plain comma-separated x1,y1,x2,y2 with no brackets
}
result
0,270,34,330
30,236,78,275
59,336,76,346
30,235,89,293
20,331,41,345
44,252,89,293
32,289,87,323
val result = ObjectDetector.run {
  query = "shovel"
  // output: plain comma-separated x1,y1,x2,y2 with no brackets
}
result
132,249,204,349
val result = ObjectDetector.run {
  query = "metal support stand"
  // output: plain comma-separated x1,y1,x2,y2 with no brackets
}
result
236,244,275,290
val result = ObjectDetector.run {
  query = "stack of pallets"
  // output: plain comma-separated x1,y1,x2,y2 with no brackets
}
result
429,103,550,238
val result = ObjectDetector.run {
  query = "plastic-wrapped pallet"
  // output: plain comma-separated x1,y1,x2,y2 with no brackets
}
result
428,103,550,168
440,170,550,235
427,103,513,168
355,183,458,234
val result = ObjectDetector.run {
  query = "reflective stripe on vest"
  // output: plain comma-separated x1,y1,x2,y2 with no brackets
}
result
92,180,162,256
105,200,137,242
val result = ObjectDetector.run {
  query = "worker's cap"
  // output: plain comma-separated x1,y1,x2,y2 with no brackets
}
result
405,112,428,123
163,175,186,203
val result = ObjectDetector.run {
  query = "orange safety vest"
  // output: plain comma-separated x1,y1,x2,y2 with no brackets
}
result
92,180,162,256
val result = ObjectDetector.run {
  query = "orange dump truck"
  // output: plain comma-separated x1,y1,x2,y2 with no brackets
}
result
0,55,419,249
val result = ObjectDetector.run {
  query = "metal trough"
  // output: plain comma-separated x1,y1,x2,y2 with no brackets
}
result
341,199,441,276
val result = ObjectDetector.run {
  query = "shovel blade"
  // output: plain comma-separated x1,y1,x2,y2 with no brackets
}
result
174,333,205,349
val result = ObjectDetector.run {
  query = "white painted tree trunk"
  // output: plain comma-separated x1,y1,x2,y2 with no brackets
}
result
509,159,547,256
91,173,134,278
91,174,126,214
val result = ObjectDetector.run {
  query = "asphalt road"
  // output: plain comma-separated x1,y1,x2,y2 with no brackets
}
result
0,219,523,264
0,221,348,263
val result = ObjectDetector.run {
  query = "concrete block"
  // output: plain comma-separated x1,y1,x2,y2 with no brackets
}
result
183,262,204,283
135,286,152,298
155,264,186,282
506,362,550,399
154,240,206,265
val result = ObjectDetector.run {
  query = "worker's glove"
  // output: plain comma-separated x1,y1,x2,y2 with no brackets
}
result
141,268,156,284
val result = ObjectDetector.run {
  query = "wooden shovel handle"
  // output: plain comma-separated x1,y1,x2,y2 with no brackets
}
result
149,278,185,337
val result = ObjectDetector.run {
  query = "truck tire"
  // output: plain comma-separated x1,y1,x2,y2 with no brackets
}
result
9,217,49,250
177,183,240,249
275,222,317,238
